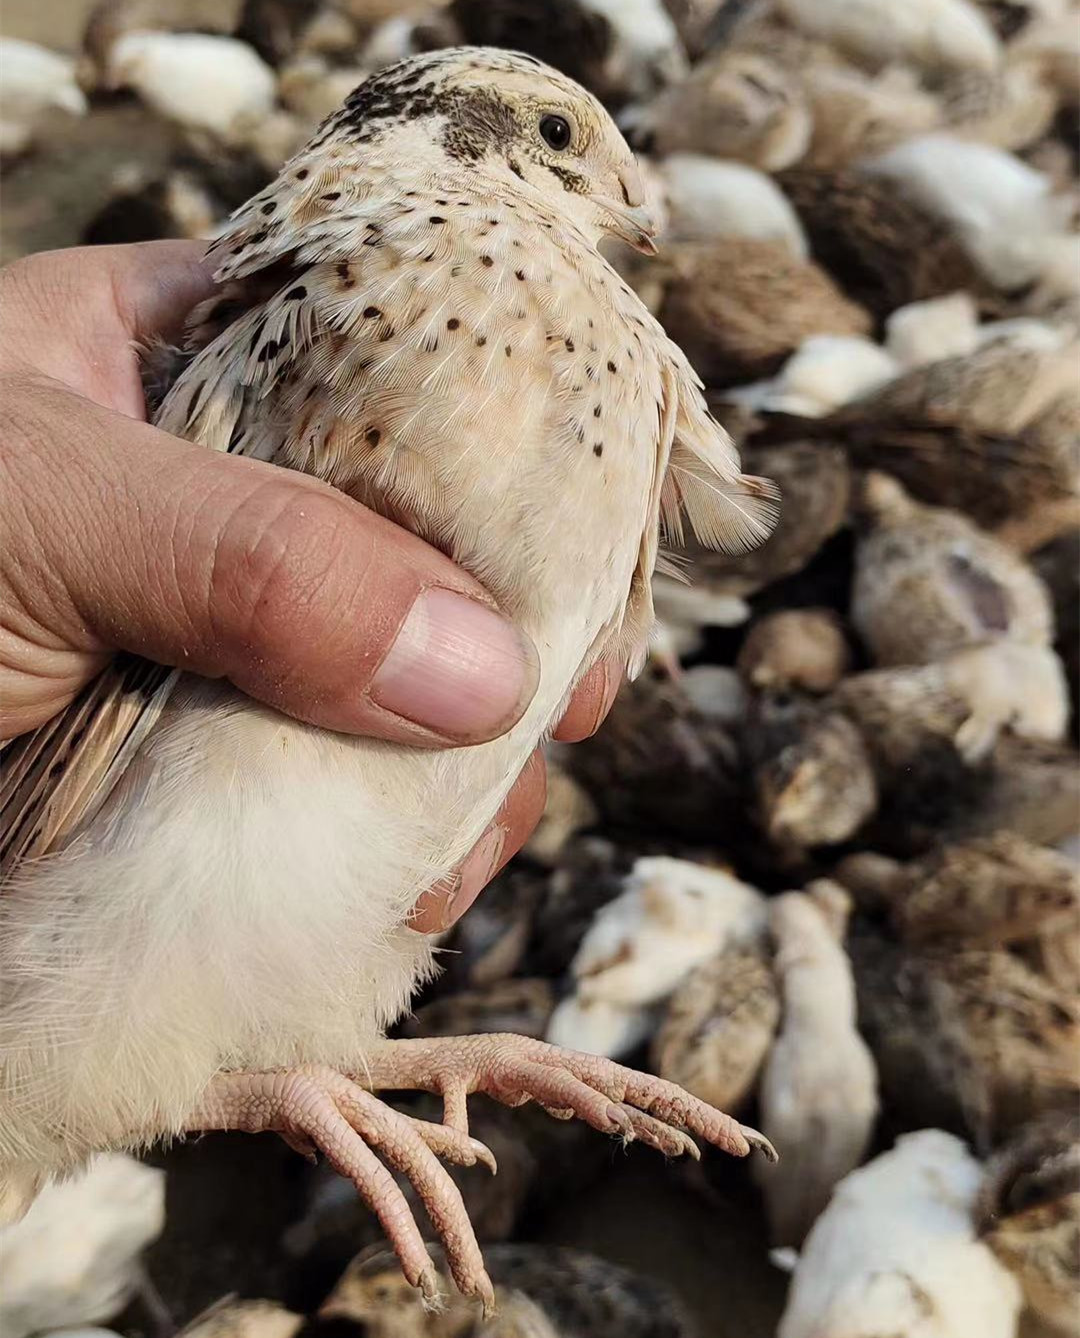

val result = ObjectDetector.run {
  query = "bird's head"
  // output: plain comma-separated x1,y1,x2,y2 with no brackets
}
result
319,47,660,254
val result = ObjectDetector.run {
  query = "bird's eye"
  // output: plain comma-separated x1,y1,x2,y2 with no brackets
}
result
539,114,572,151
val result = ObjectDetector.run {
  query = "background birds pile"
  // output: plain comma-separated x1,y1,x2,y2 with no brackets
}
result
1,0,1077,1335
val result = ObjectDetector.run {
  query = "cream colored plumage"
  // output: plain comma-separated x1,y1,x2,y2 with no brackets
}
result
0,1155,164,1338
547,856,768,1059
0,38,88,158
102,30,278,142
755,886,879,1247
658,153,810,257
176,1300,303,1338
776,0,1002,73
863,134,1075,292
778,1130,1023,1338
0,48,778,1308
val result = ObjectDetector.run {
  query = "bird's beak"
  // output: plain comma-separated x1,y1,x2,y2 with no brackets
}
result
601,200,660,256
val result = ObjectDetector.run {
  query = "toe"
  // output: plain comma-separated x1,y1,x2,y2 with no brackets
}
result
622,1107,701,1160
406,1117,499,1174
332,1083,491,1302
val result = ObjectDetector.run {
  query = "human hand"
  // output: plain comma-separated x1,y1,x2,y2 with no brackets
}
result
0,241,618,927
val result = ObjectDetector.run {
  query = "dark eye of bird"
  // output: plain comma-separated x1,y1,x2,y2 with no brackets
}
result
539,115,572,151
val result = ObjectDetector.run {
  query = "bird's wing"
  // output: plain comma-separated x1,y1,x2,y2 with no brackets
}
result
661,360,781,557
609,343,781,675
1,658,179,873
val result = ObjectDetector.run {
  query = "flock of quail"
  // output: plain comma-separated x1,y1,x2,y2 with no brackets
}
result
1,0,1078,1336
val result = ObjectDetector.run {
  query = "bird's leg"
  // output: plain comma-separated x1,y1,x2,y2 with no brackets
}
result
187,1065,497,1313
350,1034,777,1163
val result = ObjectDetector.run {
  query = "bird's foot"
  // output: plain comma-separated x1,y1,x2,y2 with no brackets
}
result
188,1066,497,1314
355,1033,777,1163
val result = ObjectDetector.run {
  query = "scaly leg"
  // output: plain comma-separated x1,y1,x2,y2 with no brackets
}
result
188,1065,497,1312
351,1033,777,1162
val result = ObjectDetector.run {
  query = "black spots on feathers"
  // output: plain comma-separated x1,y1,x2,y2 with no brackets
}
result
337,263,356,290
593,443,604,457
481,255,494,267
296,169,309,180
339,73,441,144
516,269,526,281
565,337,575,352
363,305,382,319
607,360,617,374
447,318,460,330
285,285,307,301
593,405,602,418
365,427,382,447
508,158,525,181
248,319,267,357
430,216,447,225
260,202,277,215
475,334,487,347
258,338,284,363
505,345,512,357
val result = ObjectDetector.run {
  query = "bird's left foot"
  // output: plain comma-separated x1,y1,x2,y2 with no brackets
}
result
188,1066,497,1313
355,1033,777,1163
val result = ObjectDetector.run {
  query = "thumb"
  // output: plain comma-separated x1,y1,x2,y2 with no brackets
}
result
2,377,538,744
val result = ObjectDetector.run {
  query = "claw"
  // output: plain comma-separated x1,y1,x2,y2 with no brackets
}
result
418,1265,443,1311
606,1102,635,1136
743,1125,779,1163
671,1130,701,1161
476,1270,497,1320
469,1137,498,1175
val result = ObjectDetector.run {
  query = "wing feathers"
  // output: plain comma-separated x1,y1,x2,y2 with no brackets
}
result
661,382,781,556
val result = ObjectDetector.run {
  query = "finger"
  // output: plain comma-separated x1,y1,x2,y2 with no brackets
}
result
554,658,621,742
0,243,216,415
1,381,538,743
410,750,547,934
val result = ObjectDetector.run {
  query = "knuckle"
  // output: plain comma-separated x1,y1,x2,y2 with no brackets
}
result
209,484,369,666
